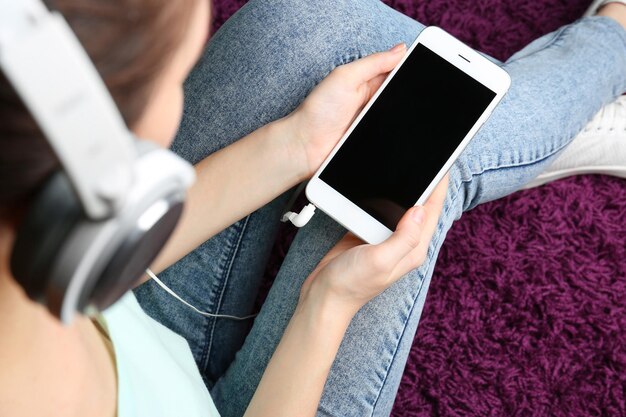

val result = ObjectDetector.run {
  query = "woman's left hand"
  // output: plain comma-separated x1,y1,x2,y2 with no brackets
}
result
287,43,407,176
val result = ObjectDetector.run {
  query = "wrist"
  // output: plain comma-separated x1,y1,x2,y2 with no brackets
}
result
271,114,313,182
297,278,360,328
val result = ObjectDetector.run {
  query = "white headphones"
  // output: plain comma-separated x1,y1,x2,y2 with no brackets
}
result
0,0,195,323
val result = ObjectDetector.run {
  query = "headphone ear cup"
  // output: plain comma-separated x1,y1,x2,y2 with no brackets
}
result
10,144,193,322
87,197,185,311
10,172,83,302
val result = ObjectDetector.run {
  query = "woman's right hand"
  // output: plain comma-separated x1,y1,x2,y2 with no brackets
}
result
300,176,449,318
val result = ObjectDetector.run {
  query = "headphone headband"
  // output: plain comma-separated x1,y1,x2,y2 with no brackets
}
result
0,0,136,219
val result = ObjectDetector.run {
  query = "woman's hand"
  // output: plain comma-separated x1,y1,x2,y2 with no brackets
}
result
287,43,407,176
300,175,449,318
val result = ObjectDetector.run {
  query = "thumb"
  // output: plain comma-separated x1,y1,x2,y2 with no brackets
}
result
374,206,425,267
342,43,406,83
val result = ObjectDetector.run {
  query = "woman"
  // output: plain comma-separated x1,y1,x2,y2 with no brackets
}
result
1,1,625,416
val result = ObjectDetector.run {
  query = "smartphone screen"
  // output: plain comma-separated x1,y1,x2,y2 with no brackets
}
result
318,43,497,230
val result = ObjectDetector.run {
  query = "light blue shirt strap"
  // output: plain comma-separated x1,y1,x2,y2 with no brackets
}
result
104,293,220,417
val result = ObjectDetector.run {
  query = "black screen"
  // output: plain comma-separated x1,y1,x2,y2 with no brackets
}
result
319,44,496,230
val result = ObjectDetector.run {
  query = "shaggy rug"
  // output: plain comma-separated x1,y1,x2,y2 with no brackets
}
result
211,1,626,415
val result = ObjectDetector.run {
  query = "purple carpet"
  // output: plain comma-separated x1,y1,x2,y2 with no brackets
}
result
211,1,626,415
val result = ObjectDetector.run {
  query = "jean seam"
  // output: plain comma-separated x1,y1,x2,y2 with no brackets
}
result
468,131,575,211
334,52,364,71
201,215,252,379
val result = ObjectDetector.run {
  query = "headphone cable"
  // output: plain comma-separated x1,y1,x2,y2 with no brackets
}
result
145,269,257,321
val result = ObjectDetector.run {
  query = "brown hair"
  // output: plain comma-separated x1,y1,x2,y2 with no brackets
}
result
0,0,198,217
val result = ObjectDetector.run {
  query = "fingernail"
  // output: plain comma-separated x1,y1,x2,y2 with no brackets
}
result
390,43,406,53
411,206,425,224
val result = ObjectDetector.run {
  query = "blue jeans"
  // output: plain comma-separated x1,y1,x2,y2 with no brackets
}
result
134,0,626,416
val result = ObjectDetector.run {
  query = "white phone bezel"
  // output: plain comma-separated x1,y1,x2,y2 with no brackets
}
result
306,26,511,245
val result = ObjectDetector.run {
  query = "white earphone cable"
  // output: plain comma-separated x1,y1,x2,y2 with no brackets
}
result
145,268,257,321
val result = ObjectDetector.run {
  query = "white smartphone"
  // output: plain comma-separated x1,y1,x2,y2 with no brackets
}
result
306,26,511,244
